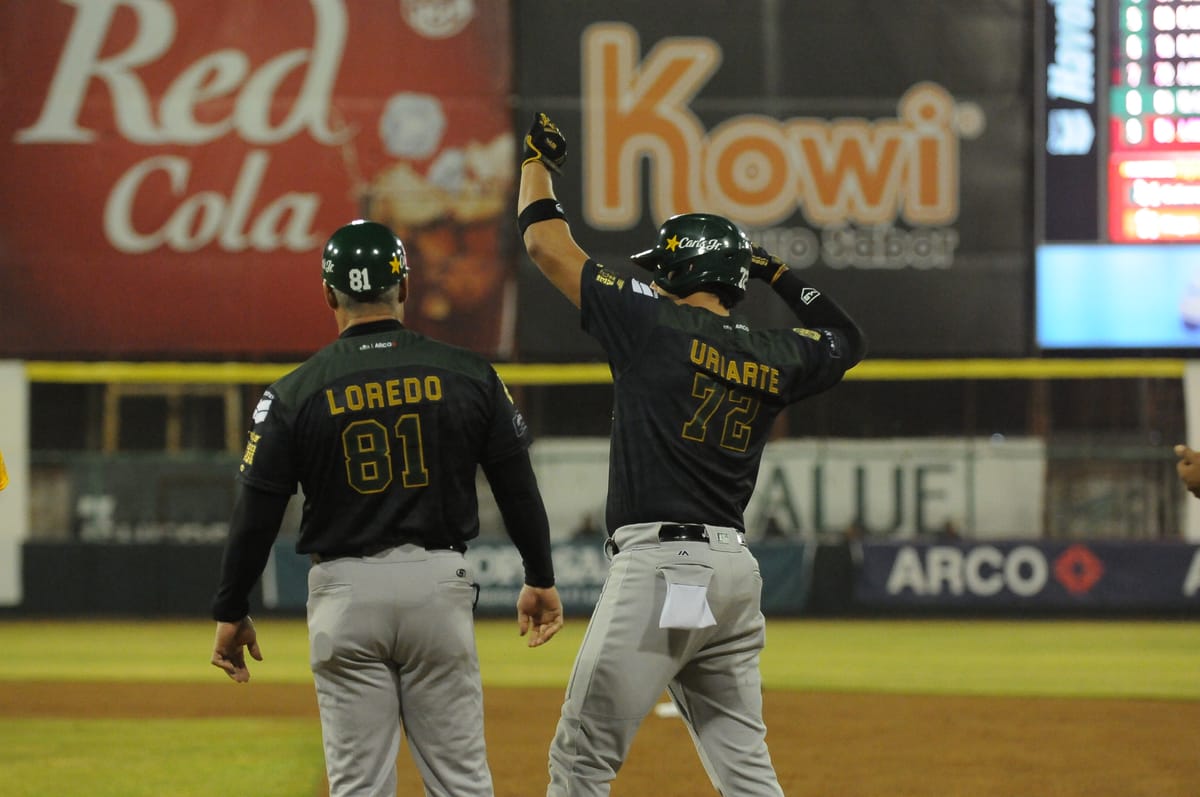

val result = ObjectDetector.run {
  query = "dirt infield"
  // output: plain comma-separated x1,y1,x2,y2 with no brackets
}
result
4,681,1198,797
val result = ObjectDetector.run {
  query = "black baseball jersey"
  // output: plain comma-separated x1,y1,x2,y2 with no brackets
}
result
580,260,853,532
239,319,530,556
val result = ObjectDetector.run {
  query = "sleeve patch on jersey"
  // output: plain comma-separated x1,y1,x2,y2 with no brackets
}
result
800,287,821,304
593,269,622,289
240,431,261,470
251,391,275,424
792,327,822,341
631,279,659,298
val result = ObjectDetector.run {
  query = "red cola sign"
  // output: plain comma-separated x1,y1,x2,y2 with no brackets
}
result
0,0,515,357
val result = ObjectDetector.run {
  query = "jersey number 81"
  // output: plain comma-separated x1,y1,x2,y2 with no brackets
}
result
341,415,429,493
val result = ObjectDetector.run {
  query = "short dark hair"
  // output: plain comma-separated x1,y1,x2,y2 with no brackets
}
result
331,283,401,312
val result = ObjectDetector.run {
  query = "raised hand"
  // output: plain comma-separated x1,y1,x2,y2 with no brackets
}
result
522,112,567,174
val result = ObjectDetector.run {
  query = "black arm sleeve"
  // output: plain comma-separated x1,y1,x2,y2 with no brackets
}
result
210,484,291,622
770,269,869,366
481,448,556,588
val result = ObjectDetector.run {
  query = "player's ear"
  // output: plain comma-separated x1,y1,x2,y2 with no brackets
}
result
323,283,339,310
397,278,408,305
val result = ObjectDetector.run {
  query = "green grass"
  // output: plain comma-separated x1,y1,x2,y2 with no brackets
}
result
756,619,1200,699
0,617,1196,699
0,617,1196,797
0,719,325,797
0,618,315,684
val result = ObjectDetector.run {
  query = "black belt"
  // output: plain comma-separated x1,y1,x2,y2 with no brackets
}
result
658,523,746,546
310,541,464,564
608,524,747,554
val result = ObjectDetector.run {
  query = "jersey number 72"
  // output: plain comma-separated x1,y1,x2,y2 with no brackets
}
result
681,373,761,453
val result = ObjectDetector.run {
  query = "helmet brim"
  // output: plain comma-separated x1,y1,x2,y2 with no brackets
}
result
629,248,659,270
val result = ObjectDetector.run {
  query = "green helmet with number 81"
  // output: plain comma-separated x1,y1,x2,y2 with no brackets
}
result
321,219,409,299
630,212,752,307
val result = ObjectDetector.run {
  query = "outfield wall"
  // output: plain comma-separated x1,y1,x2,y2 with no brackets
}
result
13,435,1194,617
15,538,1200,618
34,437,1047,544
0,361,28,607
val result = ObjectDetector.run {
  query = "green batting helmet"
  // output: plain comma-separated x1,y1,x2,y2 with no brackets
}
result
321,220,409,299
630,213,752,304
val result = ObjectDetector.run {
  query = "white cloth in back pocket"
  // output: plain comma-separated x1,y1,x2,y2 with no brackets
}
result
657,563,717,629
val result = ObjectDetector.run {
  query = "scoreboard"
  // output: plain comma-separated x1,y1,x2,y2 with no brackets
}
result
1109,0,1200,241
1038,0,1200,349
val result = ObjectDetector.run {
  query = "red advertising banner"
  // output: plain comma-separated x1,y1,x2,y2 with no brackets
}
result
0,0,514,358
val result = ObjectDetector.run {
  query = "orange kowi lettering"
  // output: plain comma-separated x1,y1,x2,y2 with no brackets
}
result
582,22,959,230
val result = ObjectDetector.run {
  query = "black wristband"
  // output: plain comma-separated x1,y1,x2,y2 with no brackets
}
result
518,198,567,236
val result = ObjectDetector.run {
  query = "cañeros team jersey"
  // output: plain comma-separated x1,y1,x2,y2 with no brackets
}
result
240,319,529,556
580,260,853,532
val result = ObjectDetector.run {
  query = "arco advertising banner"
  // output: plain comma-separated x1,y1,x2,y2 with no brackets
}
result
513,1,1032,358
0,0,516,358
856,540,1200,610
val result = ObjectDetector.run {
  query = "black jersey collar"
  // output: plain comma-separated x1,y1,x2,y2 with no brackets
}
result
339,319,405,339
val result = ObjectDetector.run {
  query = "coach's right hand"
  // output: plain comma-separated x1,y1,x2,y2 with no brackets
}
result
212,616,263,683
517,585,564,647
522,112,567,174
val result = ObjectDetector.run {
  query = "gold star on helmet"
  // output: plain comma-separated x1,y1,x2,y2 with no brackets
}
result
665,235,681,252
390,255,403,274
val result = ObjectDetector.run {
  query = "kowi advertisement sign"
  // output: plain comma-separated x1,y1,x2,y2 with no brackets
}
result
0,0,516,357
580,24,961,268
513,2,1032,357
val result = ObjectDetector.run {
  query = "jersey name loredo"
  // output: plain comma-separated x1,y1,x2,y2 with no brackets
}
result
688,339,782,395
325,376,445,416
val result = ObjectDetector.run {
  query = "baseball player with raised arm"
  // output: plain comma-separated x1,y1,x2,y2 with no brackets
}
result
517,113,867,796
209,219,564,797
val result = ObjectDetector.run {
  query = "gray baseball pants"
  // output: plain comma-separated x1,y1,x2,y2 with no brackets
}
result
307,544,493,797
547,522,784,796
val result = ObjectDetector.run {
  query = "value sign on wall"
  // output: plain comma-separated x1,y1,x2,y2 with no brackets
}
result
476,438,1047,541
0,0,517,358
